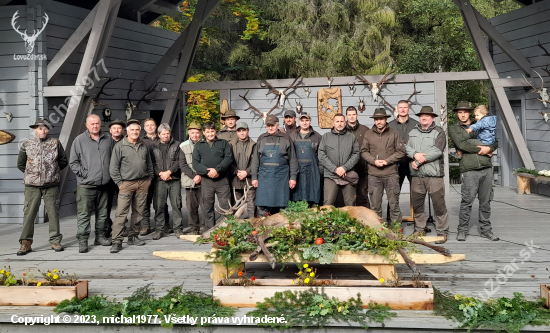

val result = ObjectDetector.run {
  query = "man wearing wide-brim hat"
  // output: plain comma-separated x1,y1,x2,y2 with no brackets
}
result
16,119,68,255
448,101,499,242
360,108,405,224
405,106,449,243
217,109,240,142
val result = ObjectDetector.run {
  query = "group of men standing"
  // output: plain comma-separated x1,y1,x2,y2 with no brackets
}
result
16,100,499,256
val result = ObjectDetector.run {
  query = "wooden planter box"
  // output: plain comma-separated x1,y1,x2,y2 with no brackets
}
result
541,284,550,309
213,279,433,310
0,280,88,306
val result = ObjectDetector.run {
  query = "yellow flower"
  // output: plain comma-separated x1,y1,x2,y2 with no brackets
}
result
156,308,163,313
338,306,343,312
307,268,312,272
47,273,52,277
0,269,4,274
53,269,57,273
53,275,59,280
6,272,10,276
310,272,315,277
379,278,385,283
304,278,310,284
303,264,308,268
298,271,303,275
454,295,460,300
37,282,42,287
292,280,295,284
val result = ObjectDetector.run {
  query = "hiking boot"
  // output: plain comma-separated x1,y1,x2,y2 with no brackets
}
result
51,243,65,252
79,241,88,253
164,225,174,234
139,227,152,236
17,240,32,256
127,235,145,246
151,230,164,240
110,243,122,253
480,232,499,241
412,230,426,237
174,229,184,238
96,235,112,246
456,231,467,241
435,234,448,244
187,228,201,235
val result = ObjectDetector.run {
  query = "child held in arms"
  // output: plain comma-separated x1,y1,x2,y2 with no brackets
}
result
458,105,496,157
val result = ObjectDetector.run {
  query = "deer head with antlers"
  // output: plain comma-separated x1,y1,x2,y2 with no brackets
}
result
239,90,278,124
12,11,48,54
302,83,311,97
523,70,549,108
295,101,303,114
260,74,301,108
87,74,120,116
125,79,158,120
351,60,394,102
358,98,365,113
327,76,334,88
348,82,356,96
215,180,252,219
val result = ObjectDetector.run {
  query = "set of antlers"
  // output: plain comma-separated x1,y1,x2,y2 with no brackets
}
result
351,60,394,102
378,77,422,118
260,74,302,108
91,74,121,107
523,70,549,107
215,180,252,218
125,79,158,119
239,90,278,123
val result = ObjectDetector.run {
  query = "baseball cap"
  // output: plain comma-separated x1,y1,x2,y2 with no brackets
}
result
265,115,279,125
284,110,296,118
236,122,249,130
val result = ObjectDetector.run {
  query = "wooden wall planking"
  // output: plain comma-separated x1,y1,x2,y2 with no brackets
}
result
489,0,550,193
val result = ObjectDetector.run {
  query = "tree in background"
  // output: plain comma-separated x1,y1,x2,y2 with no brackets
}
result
184,75,220,126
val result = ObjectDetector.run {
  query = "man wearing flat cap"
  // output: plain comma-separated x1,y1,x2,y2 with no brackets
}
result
180,122,203,234
361,108,406,224
109,119,126,143
289,113,322,205
17,119,68,255
283,110,299,137
449,101,499,242
405,106,449,243
109,119,154,253
229,122,257,218
251,115,298,215
217,110,240,142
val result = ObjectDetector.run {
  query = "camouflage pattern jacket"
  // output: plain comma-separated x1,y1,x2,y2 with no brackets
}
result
17,137,68,187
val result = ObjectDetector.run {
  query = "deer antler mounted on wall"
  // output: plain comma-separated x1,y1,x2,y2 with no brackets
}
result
88,74,120,118
125,79,158,120
302,83,311,97
327,76,333,88
358,98,365,113
378,78,422,118
536,40,550,57
523,70,549,107
239,90,278,124
348,82,356,96
260,74,301,108
539,111,550,123
351,60,394,102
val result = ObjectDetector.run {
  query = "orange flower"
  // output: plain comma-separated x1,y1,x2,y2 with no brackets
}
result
23,272,27,276
251,276,256,281
238,271,243,277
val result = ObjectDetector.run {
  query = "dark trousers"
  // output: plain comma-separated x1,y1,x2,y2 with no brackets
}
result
411,177,449,235
458,168,494,234
185,187,202,229
201,177,231,228
155,180,183,231
356,173,370,208
20,185,62,244
112,179,150,243
323,177,356,206
368,174,402,224
387,164,412,221
142,179,169,229
76,185,109,242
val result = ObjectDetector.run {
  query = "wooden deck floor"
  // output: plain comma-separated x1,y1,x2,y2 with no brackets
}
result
0,185,549,331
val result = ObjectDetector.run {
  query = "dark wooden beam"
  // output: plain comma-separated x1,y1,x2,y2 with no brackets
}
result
455,0,534,169
118,0,156,20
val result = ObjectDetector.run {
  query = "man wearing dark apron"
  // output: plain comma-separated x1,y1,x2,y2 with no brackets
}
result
251,115,298,216
289,113,322,205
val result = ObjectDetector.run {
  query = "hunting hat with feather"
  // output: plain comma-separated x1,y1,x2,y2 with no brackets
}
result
221,109,240,120
29,118,52,129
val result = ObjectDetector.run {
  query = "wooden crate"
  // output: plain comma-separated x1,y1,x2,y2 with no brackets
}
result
541,284,550,309
213,279,433,310
0,280,88,306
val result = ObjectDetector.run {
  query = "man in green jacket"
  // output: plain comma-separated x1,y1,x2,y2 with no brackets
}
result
109,119,154,253
361,108,405,224
180,122,203,234
405,106,449,242
229,122,256,218
17,119,68,255
192,122,233,228
448,101,499,242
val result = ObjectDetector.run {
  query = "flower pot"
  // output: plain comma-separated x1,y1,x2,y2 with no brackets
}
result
213,279,433,310
541,284,550,309
0,280,88,306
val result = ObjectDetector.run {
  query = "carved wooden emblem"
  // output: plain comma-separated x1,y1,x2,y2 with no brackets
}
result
317,87,342,128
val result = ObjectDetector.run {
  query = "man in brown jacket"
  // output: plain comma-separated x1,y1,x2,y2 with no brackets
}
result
346,106,370,208
229,122,256,218
217,110,239,142
361,108,406,224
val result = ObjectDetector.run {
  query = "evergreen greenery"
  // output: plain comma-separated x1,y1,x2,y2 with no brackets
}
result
246,288,396,329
